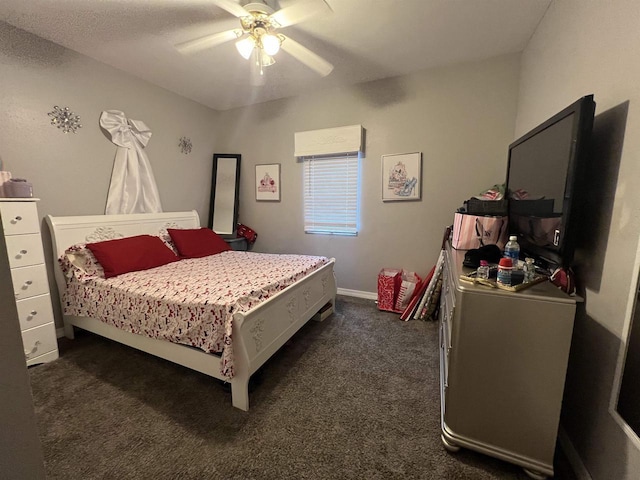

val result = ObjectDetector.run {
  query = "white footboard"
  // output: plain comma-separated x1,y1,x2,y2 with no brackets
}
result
230,259,337,410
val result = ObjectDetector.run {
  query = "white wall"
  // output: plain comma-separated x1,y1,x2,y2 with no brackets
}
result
215,54,520,294
517,1,640,478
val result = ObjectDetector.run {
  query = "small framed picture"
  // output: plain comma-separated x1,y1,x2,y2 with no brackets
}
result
255,163,281,201
382,152,422,201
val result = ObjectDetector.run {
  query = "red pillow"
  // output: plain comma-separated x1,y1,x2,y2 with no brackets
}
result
168,228,231,258
86,235,179,278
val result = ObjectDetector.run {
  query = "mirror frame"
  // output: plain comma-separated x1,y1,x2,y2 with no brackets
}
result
611,261,640,447
208,153,241,236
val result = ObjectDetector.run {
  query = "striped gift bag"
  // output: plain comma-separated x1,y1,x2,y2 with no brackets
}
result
452,212,508,250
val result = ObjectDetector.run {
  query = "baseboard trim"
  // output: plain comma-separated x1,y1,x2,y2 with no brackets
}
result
337,288,377,301
558,427,592,480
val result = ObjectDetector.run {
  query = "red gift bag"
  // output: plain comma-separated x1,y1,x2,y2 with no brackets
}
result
452,212,508,250
377,268,402,312
394,271,421,312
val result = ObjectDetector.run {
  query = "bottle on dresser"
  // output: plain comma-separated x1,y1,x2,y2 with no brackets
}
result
497,257,513,286
477,260,490,280
504,235,520,270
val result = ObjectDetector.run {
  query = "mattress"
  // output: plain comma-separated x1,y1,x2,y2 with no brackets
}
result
62,250,329,377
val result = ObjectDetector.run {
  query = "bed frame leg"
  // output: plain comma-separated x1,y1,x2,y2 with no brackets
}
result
63,322,75,339
231,376,250,411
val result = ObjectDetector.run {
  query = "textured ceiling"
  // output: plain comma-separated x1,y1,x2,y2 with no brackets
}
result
0,0,551,111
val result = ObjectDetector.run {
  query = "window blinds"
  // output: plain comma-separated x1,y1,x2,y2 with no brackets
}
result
303,154,359,235
297,125,363,236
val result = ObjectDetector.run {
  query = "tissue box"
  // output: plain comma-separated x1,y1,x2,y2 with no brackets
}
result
4,178,33,198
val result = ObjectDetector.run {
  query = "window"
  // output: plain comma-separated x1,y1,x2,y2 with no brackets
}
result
303,153,360,235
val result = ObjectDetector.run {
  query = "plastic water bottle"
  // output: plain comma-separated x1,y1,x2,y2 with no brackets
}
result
477,260,490,280
497,257,513,286
504,235,521,270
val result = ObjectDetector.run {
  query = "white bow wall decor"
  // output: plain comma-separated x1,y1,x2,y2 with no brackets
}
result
100,110,163,214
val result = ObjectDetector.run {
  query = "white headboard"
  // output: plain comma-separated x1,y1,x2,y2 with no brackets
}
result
45,211,200,299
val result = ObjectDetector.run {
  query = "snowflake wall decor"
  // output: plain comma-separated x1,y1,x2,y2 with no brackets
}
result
179,136,193,155
48,105,82,134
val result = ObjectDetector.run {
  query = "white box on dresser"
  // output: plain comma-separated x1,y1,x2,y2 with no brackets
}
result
1,198,59,365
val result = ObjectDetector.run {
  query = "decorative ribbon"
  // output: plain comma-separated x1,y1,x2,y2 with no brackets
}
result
100,110,163,214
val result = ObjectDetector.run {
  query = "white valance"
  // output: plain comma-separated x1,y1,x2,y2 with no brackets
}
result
294,124,363,157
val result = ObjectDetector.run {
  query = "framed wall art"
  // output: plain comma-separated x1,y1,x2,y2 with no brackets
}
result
382,152,422,202
255,163,281,201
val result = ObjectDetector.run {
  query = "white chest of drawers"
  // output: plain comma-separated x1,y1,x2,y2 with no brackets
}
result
1,199,59,365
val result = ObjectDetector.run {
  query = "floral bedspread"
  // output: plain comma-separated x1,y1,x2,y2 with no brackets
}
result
62,251,329,378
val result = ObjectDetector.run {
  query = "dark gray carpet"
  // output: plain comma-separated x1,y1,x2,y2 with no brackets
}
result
28,296,573,479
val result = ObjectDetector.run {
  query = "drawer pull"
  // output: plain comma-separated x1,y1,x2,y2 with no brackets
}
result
24,280,33,287
12,216,23,223
25,341,41,359
20,249,28,255
27,310,38,319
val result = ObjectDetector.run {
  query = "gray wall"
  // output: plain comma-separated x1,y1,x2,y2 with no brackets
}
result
516,0,640,478
0,22,220,325
0,22,519,312
0,22,220,222
215,54,520,294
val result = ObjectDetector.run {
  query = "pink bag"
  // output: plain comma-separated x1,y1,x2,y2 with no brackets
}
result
452,213,508,250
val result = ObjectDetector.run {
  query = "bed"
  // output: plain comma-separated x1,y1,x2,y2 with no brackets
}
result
46,210,337,411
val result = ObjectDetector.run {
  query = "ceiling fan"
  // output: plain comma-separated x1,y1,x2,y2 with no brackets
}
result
175,0,334,85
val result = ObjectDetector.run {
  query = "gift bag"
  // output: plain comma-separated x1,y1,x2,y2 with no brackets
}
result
452,212,508,250
394,271,421,312
377,268,402,312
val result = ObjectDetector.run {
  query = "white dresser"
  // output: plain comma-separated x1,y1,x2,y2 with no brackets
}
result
0,199,59,365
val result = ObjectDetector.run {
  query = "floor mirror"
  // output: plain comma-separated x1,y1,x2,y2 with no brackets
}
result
616,268,640,438
208,154,241,236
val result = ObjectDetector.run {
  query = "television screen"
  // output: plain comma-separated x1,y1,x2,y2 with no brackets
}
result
506,95,595,270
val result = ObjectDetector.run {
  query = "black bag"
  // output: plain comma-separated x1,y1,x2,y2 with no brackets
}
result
463,244,502,268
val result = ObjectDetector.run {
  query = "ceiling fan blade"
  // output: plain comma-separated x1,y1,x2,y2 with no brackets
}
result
210,0,251,18
270,0,332,28
280,35,333,77
176,29,241,54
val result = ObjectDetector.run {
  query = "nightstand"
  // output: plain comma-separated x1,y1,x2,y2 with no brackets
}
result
0,198,59,366
224,236,248,251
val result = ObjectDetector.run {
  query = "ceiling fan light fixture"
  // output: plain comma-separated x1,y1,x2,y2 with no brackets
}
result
235,36,255,59
261,33,281,56
261,52,275,67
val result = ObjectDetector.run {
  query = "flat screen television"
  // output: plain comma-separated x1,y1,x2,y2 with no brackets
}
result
506,95,596,271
